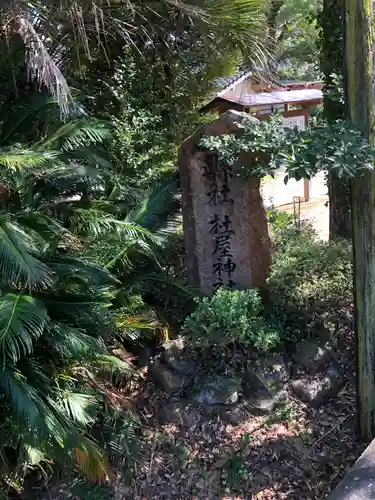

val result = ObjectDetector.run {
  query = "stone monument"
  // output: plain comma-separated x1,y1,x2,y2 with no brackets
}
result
180,110,271,295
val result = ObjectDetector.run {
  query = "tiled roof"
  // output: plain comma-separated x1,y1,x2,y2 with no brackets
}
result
223,88,323,107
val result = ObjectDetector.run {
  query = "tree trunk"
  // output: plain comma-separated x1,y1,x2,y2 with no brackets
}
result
328,172,351,240
345,0,375,440
267,0,284,72
319,0,351,240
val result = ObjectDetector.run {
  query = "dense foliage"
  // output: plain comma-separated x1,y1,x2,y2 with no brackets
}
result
0,0,359,496
201,114,375,183
268,211,352,339
0,0,274,495
184,288,282,352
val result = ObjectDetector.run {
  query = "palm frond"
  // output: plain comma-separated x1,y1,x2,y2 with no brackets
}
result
67,207,157,241
15,14,73,116
50,257,120,286
127,174,180,230
104,238,157,272
45,323,105,360
0,148,58,171
92,354,133,382
0,367,67,446
0,215,52,287
59,391,98,426
24,444,45,467
15,211,71,246
0,293,48,363
74,435,109,483
40,120,112,152
1,92,57,144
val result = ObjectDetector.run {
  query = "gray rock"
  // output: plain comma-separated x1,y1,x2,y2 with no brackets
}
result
247,388,288,415
150,359,186,393
162,338,197,376
243,354,290,398
291,365,344,408
328,439,375,499
193,375,241,406
293,340,333,375
220,405,247,425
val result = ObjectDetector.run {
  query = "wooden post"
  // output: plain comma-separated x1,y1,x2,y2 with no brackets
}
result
303,179,310,202
345,0,375,440
304,111,311,202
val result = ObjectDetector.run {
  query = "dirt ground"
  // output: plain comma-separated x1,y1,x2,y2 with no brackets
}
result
121,326,365,500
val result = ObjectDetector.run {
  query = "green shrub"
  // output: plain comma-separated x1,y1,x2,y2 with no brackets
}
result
267,208,316,251
183,288,281,353
268,226,353,338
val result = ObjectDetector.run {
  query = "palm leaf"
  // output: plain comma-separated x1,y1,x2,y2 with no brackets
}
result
0,215,52,287
59,391,98,426
74,436,110,483
40,120,112,152
1,92,57,144
127,174,180,230
15,14,73,116
50,257,120,286
0,293,48,363
45,323,104,360
92,355,133,382
0,368,67,446
14,211,71,246
0,149,58,171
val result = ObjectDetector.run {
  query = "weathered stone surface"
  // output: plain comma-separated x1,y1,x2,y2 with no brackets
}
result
328,439,375,499
220,405,248,425
293,340,333,375
150,359,187,393
291,365,344,408
247,388,288,415
243,354,290,397
242,356,289,414
162,338,197,376
180,110,271,295
193,375,241,406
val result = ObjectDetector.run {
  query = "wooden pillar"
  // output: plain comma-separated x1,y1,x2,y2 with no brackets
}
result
304,110,311,202
303,179,310,202
345,0,375,440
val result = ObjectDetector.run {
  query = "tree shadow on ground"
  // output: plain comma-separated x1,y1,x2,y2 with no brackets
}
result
125,373,365,500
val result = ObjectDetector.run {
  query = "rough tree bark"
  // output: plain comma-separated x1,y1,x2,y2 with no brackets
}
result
319,0,351,240
345,0,375,440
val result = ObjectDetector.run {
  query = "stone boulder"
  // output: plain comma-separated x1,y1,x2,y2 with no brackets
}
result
193,375,241,406
150,359,187,393
162,338,197,376
243,354,290,395
291,364,344,408
293,340,333,375
242,354,290,414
